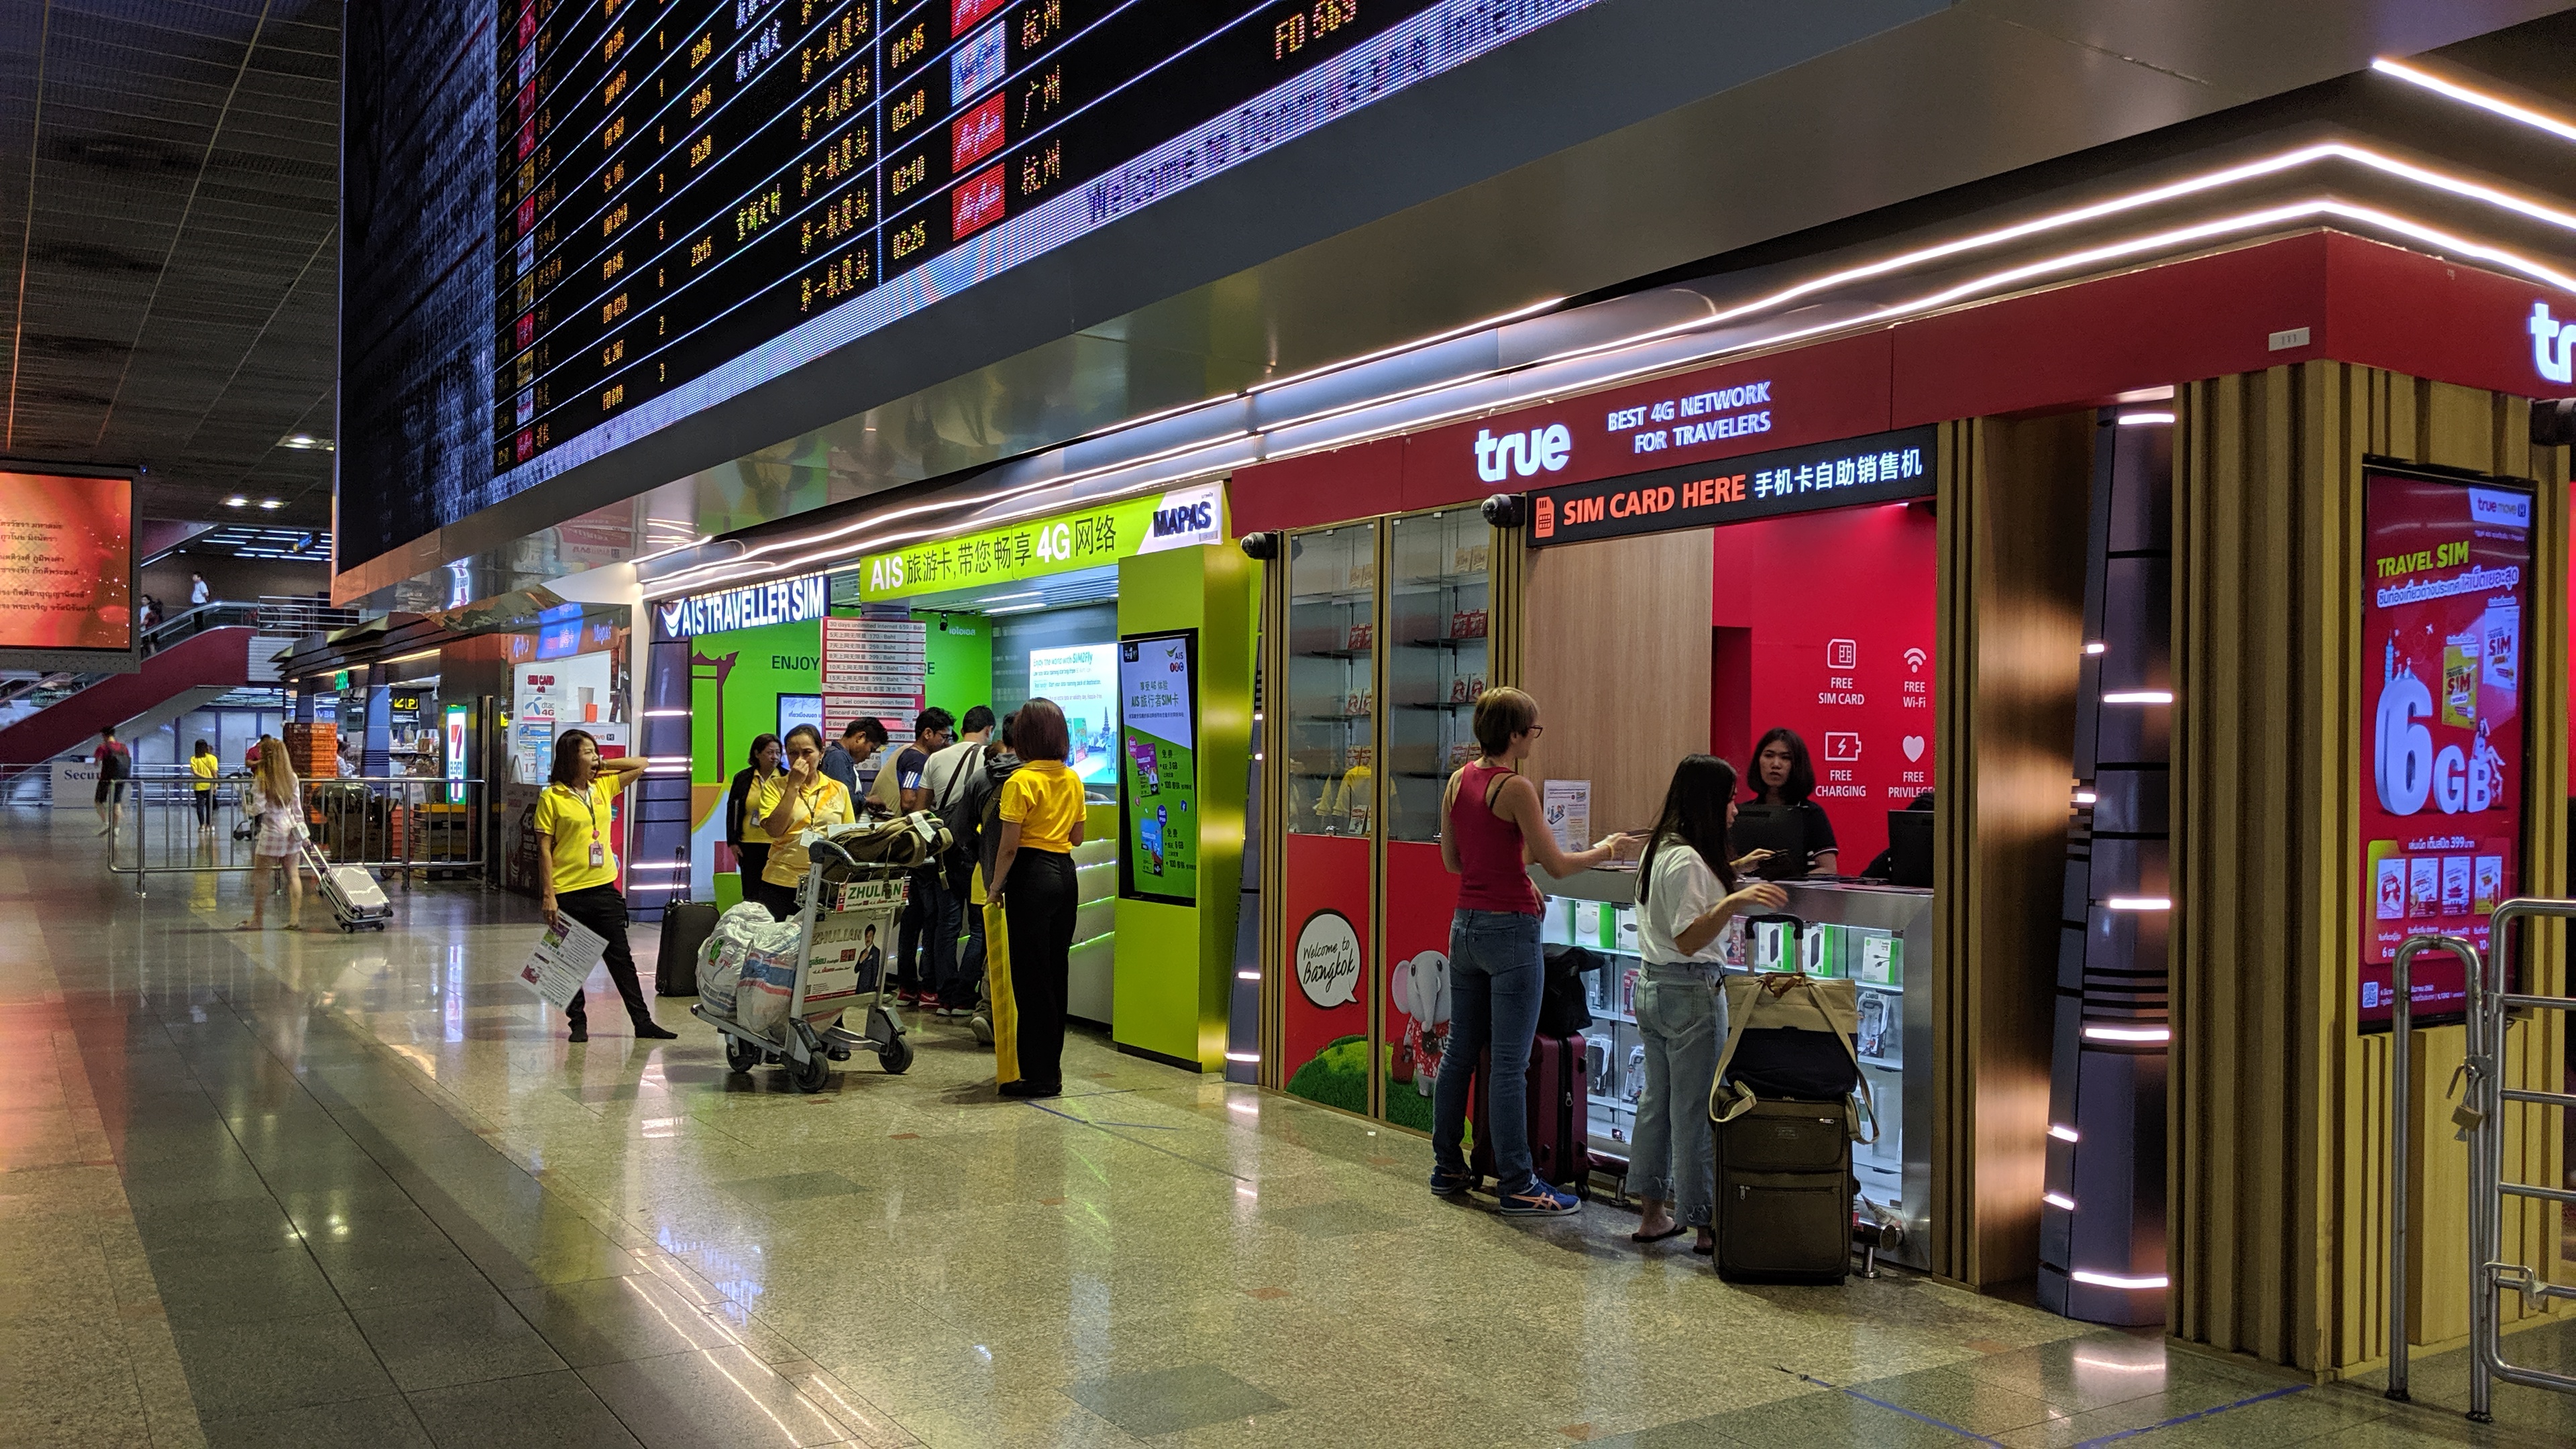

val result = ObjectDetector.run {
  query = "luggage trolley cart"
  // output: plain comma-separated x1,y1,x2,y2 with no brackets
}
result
696,829,916,1092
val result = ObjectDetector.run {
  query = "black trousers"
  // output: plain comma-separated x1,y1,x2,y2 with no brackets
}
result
1001,851,1077,1089
745,875,800,922
193,789,215,826
555,885,652,1030
735,842,770,889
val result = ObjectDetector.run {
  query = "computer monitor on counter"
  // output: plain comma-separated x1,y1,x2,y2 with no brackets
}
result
1885,807,1935,889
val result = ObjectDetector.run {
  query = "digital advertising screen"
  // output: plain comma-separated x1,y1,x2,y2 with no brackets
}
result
486,0,1597,492
2357,464,2531,1030
0,471,134,659
1026,640,1118,787
1118,630,1197,904
777,691,824,743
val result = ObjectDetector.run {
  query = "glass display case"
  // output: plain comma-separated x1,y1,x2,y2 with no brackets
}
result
1383,509,1491,843
1531,866,1933,1271
1284,523,1377,837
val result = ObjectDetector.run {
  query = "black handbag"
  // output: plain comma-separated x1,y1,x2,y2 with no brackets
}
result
1537,943,1600,1036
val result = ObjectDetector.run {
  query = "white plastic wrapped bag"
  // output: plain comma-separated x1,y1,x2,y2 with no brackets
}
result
700,904,784,1022
732,912,804,1035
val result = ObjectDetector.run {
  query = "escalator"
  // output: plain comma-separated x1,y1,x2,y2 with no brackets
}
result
0,624,268,767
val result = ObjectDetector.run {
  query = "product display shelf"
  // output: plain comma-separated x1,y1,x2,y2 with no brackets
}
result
1527,867,1931,1266
1286,523,1379,839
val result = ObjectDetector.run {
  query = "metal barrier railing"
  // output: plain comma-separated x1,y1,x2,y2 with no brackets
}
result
105,774,488,896
2384,930,2480,1404
2463,896,2576,1423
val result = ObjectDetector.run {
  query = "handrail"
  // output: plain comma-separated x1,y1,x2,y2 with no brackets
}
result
2384,931,2478,1405
2465,896,2576,1423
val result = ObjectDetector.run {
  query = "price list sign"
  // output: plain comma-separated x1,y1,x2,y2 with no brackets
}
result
491,0,1597,478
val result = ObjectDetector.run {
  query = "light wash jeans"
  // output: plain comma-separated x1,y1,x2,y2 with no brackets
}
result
1432,909,1546,1195
1629,966,1725,1226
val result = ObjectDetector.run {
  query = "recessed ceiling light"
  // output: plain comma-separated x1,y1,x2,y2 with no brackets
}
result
277,433,335,451
258,498,284,510
225,496,248,507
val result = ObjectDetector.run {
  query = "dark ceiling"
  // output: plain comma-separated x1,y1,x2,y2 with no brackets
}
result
0,0,341,531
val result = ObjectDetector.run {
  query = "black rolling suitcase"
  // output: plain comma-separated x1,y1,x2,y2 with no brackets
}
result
656,900,719,996
1715,1099,1854,1283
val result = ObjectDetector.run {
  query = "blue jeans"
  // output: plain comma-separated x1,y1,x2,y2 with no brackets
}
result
1629,967,1725,1226
1432,909,1546,1195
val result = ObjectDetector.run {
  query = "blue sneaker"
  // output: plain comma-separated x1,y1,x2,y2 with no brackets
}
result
1496,1181,1580,1216
1428,1166,1476,1197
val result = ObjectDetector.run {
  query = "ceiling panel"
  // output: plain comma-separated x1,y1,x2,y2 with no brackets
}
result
0,0,341,531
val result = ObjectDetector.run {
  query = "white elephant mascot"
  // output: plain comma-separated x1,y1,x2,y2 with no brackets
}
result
1388,950,1451,1097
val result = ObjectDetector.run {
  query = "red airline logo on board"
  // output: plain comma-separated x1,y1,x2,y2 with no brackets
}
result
951,0,1008,34
952,93,1006,174
953,166,1007,239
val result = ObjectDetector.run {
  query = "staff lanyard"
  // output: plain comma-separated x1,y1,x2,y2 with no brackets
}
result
561,782,606,867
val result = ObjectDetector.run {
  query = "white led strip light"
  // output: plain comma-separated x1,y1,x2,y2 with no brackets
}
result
645,95,2576,601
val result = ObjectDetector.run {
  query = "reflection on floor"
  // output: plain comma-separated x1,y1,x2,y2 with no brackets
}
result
3,810,2573,1447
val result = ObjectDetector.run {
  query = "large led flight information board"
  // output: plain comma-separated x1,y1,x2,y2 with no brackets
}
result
491,0,1593,485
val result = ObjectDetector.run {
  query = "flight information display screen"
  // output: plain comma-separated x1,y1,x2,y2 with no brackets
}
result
491,0,1593,484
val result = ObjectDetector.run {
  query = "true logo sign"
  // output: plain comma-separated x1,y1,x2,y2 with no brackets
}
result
2532,301,2575,387
1474,423,1571,484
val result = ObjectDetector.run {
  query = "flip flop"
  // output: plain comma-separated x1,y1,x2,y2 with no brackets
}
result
1691,1238,1716,1256
1630,1225,1688,1244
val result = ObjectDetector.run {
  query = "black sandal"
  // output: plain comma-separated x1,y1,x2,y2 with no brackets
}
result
1631,1225,1688,1244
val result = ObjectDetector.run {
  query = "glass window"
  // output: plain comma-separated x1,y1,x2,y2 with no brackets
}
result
1284,524,1377,837
1383,511,1489,843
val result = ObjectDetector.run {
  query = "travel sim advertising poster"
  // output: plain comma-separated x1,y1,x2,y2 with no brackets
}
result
1118,631,1197,904
2357,466,2531,1029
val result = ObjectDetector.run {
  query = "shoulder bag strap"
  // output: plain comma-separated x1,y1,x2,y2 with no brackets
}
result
1792,976,1880,1144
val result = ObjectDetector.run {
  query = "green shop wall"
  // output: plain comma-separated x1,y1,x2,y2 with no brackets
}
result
687,617,821,910
1112,543,1257,1070
916,613,994,718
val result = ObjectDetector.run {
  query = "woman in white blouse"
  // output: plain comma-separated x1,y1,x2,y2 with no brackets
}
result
1629,755,1785,1252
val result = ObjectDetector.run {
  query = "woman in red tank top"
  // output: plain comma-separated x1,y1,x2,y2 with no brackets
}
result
1430,687,1640,1215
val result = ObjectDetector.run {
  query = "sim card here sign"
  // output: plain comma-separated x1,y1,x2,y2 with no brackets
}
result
1525,427,1935,547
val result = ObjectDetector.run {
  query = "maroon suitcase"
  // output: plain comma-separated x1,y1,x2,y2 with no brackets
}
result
1470,1034,1590,1189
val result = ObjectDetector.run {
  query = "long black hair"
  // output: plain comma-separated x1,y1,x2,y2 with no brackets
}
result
1638,755,1741,906
547,729,598,788
1750,727,1817,806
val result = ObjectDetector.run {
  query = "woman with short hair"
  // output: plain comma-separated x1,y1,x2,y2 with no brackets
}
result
753,723,855,922
1429,687,1641,1215
537,729,669,1042
1743,727,1839,878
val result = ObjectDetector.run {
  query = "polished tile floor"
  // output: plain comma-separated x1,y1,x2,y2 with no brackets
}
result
5,810,2573,1448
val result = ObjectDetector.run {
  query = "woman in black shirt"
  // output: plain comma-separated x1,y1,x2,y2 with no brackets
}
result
1743,727,1839,879
724,733,783,891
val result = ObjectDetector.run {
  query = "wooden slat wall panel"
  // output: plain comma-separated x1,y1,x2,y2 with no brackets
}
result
1521,529,1714,833
1931,413,2091,1285
2174,364,2571,1375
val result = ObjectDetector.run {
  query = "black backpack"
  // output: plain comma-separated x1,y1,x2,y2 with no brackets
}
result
934,743,988,849
958,749,1020,894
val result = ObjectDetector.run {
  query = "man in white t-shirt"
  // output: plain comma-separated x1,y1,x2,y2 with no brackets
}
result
921,706,995,1016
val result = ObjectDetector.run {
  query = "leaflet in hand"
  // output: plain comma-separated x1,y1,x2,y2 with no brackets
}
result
519,914,608,1010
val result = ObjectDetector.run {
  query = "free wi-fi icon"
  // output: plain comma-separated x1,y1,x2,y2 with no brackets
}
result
1903,647,1928,673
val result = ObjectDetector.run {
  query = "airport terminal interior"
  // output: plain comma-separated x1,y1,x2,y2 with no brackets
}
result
9,2,2576,1445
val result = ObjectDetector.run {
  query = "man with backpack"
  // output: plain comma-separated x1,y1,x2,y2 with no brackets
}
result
890,708,957,1007
922,707,996,1017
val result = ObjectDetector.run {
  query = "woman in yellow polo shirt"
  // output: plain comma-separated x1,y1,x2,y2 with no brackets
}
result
189,739,219,831
536,729,672,1044
986,697,1085,1099
753,722,856,921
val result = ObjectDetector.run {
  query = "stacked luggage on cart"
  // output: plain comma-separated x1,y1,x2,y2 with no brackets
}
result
1708,916,1877,1284
690,813,948,1091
